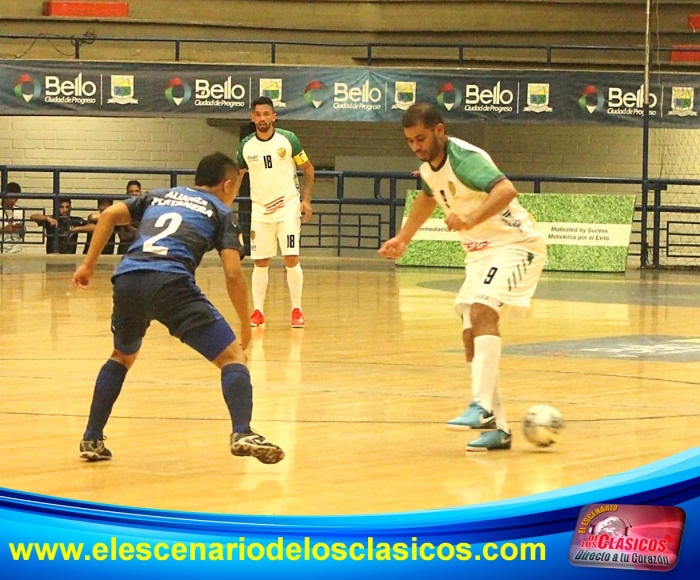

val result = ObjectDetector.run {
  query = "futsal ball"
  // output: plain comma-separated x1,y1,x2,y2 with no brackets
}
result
522,405,563,447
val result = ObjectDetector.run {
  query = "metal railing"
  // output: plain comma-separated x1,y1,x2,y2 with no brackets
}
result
2,33,695,68
4,164,700,267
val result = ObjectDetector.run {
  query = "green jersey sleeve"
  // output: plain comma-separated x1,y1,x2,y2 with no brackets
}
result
277,128,304,157
448,142,505,193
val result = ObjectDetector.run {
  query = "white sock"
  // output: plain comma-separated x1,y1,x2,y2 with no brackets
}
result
286,263,303,310
251,265,269,313
471,335,501,412
491,374,510,434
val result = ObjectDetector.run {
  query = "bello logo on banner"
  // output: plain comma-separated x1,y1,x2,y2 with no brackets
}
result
569,503,685,572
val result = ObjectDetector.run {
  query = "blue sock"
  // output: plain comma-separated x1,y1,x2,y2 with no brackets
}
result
221,363,253,434
83,359,128,440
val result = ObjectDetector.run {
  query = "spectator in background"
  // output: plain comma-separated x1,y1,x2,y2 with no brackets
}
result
1,182,25,254
74,198,116,255
30,198,88,254
117,180,142,255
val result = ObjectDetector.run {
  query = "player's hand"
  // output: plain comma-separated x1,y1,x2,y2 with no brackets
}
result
73,263,95,290
239,325,252,350
445,213,474,232
47,217,58,227
378,237,408,260
301,199,313,223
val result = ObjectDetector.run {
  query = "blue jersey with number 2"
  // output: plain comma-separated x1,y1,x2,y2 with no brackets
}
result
114,187,243,278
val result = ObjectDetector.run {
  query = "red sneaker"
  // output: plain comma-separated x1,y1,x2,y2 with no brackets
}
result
250,309,265,327
291,308,305,328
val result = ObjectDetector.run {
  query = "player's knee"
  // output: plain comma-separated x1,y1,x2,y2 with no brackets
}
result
470,301,501,333
284,255,300,268
109,349,138,370
212,342,247,369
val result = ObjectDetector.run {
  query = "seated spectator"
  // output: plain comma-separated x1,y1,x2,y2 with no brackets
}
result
126,180,141,195
73,198,116,255
117,180,142,255
30,198,88,254
1,182,25,254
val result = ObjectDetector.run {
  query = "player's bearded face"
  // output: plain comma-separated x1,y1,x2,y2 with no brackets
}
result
252,106,276,133
404,124,443,164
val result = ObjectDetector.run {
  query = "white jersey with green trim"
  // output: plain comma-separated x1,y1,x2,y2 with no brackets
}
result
419,136,545,261
237,128,309,223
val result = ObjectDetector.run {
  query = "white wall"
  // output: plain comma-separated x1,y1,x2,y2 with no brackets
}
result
4,115,700,196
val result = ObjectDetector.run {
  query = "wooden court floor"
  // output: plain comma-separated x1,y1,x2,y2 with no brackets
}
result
1,254,700,516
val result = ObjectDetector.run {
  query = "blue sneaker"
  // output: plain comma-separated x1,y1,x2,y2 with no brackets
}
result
446,401,496,430
466,429,512,452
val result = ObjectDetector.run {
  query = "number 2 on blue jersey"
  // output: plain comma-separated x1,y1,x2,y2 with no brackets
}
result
143,212,183,255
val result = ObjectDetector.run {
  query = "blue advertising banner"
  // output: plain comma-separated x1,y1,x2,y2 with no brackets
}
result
2,60,700,125
1,449,700,578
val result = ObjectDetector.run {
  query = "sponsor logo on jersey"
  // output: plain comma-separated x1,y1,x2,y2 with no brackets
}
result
523,83,553,113
668,86,697,117
165,77,192,106
14,74,41,103
108,75,138,105
151,191,214,217
264,197,285,215
391,81,416,110
464,241,489,252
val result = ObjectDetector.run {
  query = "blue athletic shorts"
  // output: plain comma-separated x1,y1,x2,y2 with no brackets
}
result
111,271,234,360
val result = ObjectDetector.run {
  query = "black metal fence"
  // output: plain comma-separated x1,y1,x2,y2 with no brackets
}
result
4,164,700,267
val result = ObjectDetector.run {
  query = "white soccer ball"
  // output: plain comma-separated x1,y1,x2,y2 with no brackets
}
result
522,404,564,447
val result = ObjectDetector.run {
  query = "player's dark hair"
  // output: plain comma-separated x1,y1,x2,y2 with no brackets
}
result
195,152,239,187
252,96,275,110
5,182,21,194
126,179,141,191
401,103,445,129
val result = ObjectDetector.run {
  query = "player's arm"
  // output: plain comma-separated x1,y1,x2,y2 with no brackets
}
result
298,158,315,222
220,248,252,349
445,178,517,232
378,191,436,259
73,202,132,289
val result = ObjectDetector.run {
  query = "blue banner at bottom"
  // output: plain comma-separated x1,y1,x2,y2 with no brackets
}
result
2,449,700,579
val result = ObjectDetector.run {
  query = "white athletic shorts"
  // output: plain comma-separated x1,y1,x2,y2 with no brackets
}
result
250,216,302,259
454,246,546,328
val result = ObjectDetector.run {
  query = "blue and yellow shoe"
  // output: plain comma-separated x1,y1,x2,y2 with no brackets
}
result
446,401,496,430
466,429,512,452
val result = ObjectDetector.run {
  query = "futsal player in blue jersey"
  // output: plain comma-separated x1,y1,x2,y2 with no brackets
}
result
73,152,284,464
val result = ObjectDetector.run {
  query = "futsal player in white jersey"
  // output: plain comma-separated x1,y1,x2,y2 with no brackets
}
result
379,103,547,451
236,96,315,328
